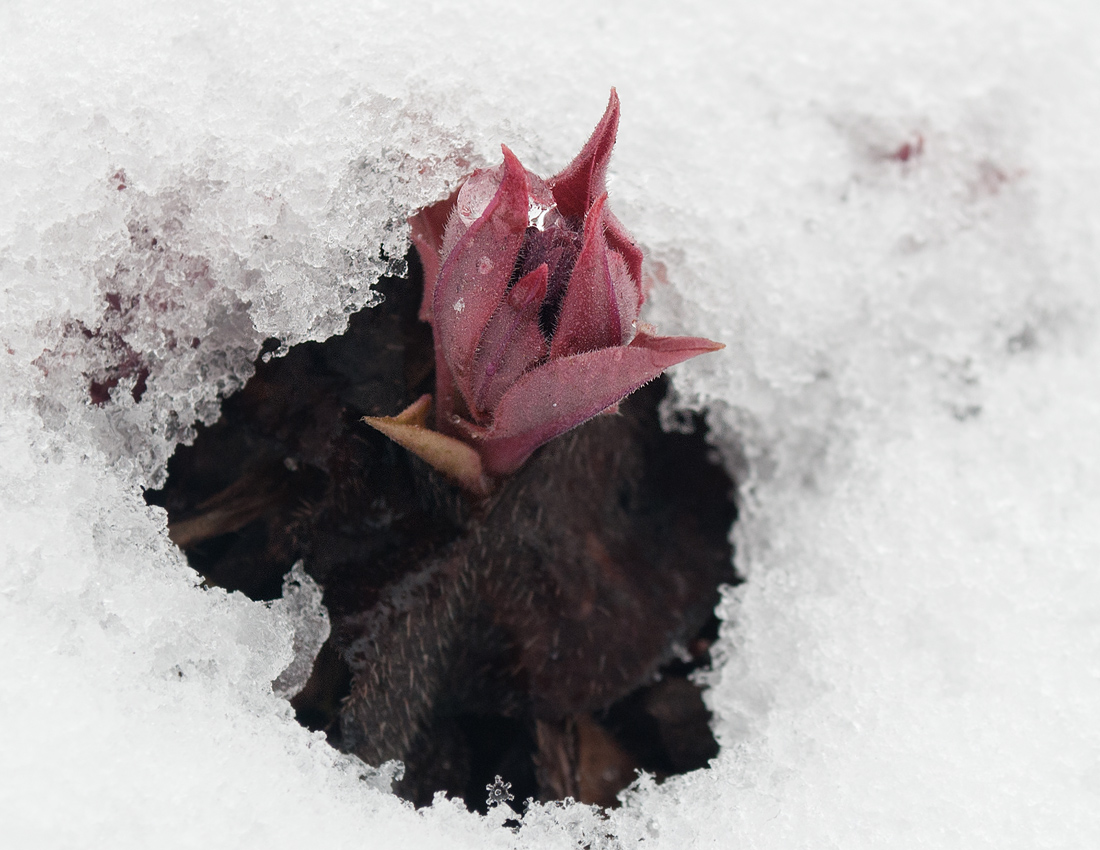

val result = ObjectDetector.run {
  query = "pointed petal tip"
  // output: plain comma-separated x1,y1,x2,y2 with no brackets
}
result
362,405,491,497
500,144,523,175
391,393,433,426
549,91,622,217
633,331,726,357
510,262,549,306
496,144,530,227
577,192,610,251
605,87,620,118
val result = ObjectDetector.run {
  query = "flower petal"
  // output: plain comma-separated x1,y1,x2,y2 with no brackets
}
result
408,187,459,323
433,145,530,411
549,89,620,219
363,395,490,496
603,210,644,302
608,249,640,342
476,332,725,476
471,263,550,418
549,194,624,357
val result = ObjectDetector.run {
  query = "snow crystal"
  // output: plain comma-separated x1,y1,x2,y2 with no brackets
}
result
485,775,515,809
2,0,1099,847
270,562,331,700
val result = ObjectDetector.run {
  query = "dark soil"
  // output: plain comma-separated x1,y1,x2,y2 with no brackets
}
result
145,252,737,812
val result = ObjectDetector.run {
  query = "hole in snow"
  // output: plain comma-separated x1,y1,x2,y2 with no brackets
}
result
145,248,738,812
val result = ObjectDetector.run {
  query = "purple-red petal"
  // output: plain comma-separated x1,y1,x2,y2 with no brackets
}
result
471,264,550,419
476,331,725,476
432,145,530,412
607,249,640,342
409,188,459,323
549,89,620,219
603,209,645,302
550,194,623,358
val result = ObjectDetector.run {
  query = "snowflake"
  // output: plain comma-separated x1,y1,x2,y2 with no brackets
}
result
485,775,514,808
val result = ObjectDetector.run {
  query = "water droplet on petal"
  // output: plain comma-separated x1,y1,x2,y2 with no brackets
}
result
453,298,465,313
477,257,493,274
528,200,555,230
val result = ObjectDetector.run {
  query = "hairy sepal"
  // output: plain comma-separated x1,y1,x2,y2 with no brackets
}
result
475,332,725,476
363,395,490,497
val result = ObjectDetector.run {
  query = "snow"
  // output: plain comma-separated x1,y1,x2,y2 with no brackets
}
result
271,562,331,700
2,0,1098,847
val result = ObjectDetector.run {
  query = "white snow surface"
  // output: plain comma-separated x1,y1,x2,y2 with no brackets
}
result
2,0,1098,847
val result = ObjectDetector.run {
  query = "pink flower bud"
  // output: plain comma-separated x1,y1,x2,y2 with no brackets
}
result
367,90,723,492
